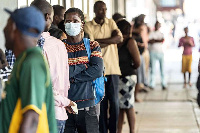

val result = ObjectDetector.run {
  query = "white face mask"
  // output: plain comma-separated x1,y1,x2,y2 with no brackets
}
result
65,22,81,36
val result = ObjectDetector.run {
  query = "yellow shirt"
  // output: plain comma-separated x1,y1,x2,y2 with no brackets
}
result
84,18,122,75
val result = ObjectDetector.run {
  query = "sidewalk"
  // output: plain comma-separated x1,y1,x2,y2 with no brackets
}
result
122,47,200,133
121,84,200,133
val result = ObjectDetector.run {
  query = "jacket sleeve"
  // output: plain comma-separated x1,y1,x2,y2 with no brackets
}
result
72,41,103,83
53,89,70,107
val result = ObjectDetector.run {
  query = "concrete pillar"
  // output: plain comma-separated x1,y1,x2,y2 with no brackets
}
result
0,0,18,50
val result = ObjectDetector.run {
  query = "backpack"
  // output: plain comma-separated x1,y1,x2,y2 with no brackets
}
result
83,38,106,105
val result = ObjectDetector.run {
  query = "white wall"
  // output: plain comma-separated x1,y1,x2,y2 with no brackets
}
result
0,0,18,51
125,0,156,26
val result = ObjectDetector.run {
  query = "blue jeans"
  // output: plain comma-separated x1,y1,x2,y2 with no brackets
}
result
64,105,99,133
99,75,119,133
149,52,166,88
57,120,66,133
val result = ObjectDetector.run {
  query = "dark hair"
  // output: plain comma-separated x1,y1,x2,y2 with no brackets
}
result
184,27,188,30
112,13,125,22
58,20,66,34
155,21,160,27
133,14,145,28
65,8,84,21
31,0,52,15
49,28,64,39
94,1,106,12
53,5,65,16
117,20,131,36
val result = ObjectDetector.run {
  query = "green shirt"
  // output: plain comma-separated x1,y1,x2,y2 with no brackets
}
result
0,47,57,133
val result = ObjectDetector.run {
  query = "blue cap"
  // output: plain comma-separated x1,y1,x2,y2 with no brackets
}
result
4,6,45,37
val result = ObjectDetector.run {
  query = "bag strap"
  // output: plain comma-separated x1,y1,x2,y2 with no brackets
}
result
83,38,91,60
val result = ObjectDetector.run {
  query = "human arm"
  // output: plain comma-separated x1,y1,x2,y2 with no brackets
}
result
95,29,122,45
127,39,141,69
71,41,103,83
19,55,48,132
178,38,183,47
149,38,164,44
198,58,200,73
19,110,39,133
140,25,149,48
188,37,195,47
84,19,123,47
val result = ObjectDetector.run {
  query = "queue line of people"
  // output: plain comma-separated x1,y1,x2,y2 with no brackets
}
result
0,0,195,133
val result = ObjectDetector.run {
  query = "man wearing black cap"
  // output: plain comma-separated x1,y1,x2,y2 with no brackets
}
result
0,6,57,133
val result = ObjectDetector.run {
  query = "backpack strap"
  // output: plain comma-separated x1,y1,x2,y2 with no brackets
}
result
83,38,91,60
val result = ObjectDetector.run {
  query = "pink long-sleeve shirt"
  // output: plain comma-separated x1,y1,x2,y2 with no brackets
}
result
42,32,70,120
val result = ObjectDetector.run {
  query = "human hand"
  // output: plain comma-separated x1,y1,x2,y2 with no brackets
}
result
111,30,118,37
137,42,145,47
65,101,75,114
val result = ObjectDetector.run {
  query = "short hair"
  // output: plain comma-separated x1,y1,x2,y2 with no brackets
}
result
64,8,84,21
117,20,131,36
155,21,160,27
112,13,125,23
49,28,64,39
184,27,188,30
53,5,65,16
58,20,66,34
94,1,106,12
31,0,52,15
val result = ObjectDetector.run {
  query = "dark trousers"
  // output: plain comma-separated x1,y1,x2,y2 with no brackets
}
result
64,105,99,133
99,75,119,133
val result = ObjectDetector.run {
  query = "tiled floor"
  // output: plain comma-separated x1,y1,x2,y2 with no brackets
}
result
121,47,200,133
122,86,200,133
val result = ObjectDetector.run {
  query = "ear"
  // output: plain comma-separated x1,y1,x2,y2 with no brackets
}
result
12,22,17,31
81,21,85,30
54,15,59,21
45,13,50,21
12,22,17,38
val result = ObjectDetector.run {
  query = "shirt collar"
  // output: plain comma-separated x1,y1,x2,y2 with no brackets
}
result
91,18,109,26
37,36,45,50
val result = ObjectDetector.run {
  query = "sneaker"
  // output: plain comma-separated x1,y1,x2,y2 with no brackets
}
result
162,86,167,90
149,87,154,90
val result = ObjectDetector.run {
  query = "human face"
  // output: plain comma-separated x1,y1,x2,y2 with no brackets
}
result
65,12,82,23
58,9,66,23
95,3,107,19
4,18,15,50
64,12,83,29
45,9,54,31
155,23,161,30
184,28,188,34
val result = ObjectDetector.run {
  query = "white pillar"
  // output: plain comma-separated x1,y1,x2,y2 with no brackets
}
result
0,0,18,50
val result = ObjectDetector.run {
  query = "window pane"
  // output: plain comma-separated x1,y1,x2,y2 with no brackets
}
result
74,0,82,10
66,0,71,10
83,0,88,14
46,0,51,3
51,0,58,5
103,0,112,18
89,0,94,20
28,0,34,6
18,0,27,8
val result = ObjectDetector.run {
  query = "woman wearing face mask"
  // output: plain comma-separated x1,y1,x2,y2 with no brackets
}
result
62,8,103,133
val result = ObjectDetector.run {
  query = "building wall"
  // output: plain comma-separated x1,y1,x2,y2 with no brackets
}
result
0,0,18,50
0,0,156,50
125,0,157,27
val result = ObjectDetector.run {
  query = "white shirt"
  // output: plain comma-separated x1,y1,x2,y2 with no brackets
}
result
148,30,164,53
